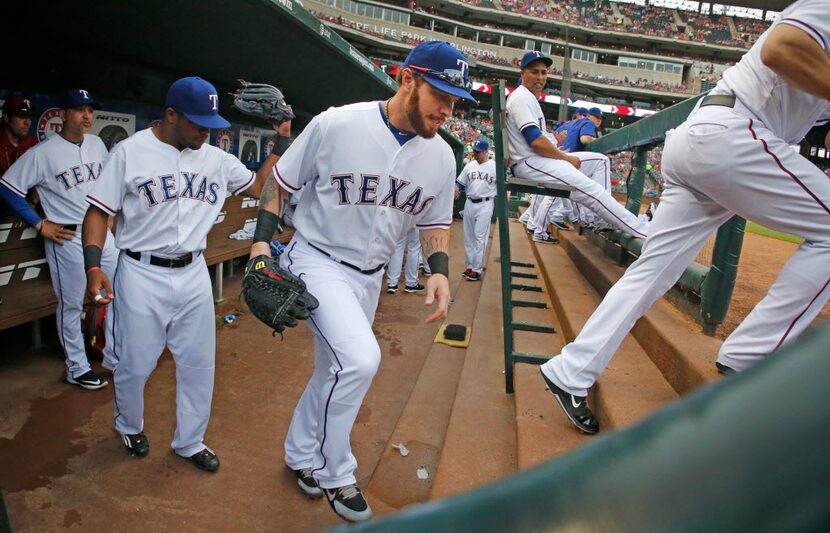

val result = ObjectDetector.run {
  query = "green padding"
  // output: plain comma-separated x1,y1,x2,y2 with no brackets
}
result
678,262,709,294
335,323,830,533
588,93,706,154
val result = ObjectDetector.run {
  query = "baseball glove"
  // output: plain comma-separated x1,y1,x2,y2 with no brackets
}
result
231,80,295,125
242,255,318,335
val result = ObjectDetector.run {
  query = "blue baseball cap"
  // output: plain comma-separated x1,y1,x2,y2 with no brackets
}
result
403,42,476,103
588,107,603,118
472,138,489,152
60,89,100,110
575,107,589,116
166,77,230,129
520,51,553,70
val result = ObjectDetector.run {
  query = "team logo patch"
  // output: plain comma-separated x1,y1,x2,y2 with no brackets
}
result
216,129,234,153
37,107,63,141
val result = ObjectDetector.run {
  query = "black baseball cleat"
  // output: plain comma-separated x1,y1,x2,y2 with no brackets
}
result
715,362,737,376
386,284,398,294
550,220,571,231
404,283,425,293
540,368,599,435
465,271,481,281
187,447,220,472
122,432,150,457
323,484,373,522
532,234,559,245
291,467,323,498
66,370,108,390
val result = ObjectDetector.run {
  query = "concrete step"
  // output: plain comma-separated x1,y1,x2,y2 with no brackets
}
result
364,261,486,514
530,228,680,433
558,230,720,395
429,225,518,500
506,220,596,470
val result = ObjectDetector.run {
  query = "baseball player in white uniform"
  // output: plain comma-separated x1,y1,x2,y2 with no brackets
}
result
386,227,425,293
540,0,830,435
0,89,116,390
83,77,287,470
507,51,648,240
248,41,473,522
456,138,496,280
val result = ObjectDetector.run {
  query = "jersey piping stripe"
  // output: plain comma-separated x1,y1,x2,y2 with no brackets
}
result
86,195,117,216
519,121,537,131
523,160,647,238
779,18,827,49
50,243,71,373
231,171,256,196
774,276,830,352
274,166,300,192
284,241,340,481
0,177,26,197
747,118,830,215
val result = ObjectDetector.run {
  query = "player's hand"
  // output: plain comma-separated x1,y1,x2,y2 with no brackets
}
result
566,155,581,169
86,269,114,306
250,241,272,259
424,273,450,323
454,187,461,199
555,130,568,144
39,220,76,244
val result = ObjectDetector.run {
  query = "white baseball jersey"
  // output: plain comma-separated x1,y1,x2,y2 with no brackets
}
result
716,0,830,144
275,101,456,270
87,128,255,255
456,159,497,199
0,133,108,224
505,85,546,165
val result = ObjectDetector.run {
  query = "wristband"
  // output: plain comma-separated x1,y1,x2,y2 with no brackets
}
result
83,245,102,271
86,266,102,274
427,251,449,278
253,210,284,243
271,136,293,157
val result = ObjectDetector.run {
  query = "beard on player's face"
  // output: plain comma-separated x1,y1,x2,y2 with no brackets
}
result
405,77,453,139
173,112,209,151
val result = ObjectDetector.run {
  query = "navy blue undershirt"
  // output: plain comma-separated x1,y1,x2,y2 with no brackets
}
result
378,102,416,146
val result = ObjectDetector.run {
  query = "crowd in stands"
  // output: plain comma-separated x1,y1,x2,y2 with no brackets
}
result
610,145,666,197
456,0,771,48
313,10,694,95
445,110,495,150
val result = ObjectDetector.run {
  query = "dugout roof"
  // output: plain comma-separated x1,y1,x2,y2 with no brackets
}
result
5,0,461,151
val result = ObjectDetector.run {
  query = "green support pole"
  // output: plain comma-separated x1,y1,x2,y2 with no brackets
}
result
492,81,516,393
625,147,647,216
700,215,747,334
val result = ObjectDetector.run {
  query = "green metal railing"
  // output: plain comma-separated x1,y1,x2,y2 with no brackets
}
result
493,81,573,393
587,93,745,334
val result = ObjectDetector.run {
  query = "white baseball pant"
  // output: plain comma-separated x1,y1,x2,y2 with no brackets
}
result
542,103,830,396
281,235,383,489
463,197,494,274
386,227,421,287
44,230,118,378
111,251,215,457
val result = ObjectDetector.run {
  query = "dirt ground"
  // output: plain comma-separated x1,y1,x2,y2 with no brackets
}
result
718,232,830,340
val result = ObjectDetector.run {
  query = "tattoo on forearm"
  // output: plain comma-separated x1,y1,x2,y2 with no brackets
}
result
421,230,449,258
260,177,280,213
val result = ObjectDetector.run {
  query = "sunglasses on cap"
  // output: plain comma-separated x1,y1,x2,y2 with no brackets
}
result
408,65,472,92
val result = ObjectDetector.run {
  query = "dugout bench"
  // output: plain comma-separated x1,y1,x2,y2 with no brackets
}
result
491,80,575,394
0,195,292,344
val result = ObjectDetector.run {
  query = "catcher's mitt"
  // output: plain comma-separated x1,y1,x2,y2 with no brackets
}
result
231,80,295,125
242,255,318,334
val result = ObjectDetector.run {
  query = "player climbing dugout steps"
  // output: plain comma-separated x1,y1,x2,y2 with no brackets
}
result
506,51,648,239
539,0,830,436
248,41,475,523
455,137,496,281
82,76,292,472
0,89,117,390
